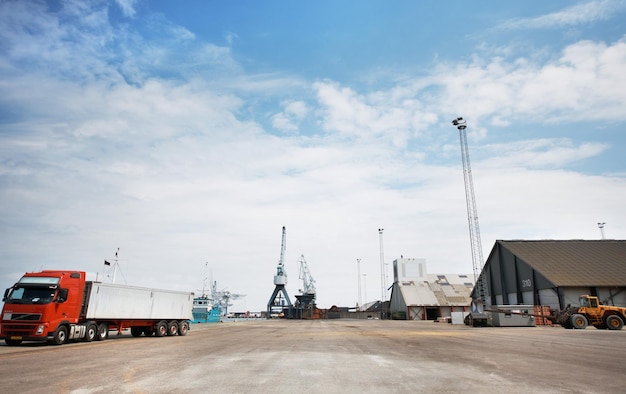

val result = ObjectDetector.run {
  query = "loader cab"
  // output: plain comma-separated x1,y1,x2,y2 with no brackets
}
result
579,296,599,309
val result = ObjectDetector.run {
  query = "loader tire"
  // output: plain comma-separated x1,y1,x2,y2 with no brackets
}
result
571,314,588,329
606,315,624,330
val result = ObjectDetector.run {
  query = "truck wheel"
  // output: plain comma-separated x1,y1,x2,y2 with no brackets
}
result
5,338,22,346
95,323,109,341
142,327,154,337
606,315,624,330
167,321,179,336
84,324,97,342
154,320,167,337
571,314,588,329
130,327,143,337
178,320,189,336
51,325,68,345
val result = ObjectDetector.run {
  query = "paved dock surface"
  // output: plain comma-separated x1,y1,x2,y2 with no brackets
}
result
0,319,624,393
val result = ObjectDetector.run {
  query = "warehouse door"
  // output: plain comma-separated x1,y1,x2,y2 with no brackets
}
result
425,307,439,320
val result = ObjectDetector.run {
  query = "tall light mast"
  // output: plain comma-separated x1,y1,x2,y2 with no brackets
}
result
451,117,486,306
378,228,386,304
357,258,362,311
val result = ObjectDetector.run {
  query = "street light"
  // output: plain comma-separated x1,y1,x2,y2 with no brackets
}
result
357,259,362,311
363,274,367,308
378,229,385,303
598,222,606,240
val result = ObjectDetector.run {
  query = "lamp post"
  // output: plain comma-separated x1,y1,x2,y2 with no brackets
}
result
357,259,362,311
378,229,386,303
378,228,387,319
598,222,606,240
363,274,367,308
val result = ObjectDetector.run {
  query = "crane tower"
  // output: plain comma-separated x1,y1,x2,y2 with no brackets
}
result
451,117,487,308
267,226,292,318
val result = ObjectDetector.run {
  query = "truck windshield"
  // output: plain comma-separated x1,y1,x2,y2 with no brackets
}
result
6,286,57,304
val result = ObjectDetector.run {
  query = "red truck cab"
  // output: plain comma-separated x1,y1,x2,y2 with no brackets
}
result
1,270,85,345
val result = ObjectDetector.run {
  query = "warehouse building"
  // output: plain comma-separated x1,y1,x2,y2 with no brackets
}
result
476,240,626,310
389,257,474,320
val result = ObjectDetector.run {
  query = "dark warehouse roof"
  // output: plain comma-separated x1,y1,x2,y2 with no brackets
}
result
497,240,626,287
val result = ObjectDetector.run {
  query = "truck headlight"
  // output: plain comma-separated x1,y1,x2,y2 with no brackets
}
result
36,324,45,335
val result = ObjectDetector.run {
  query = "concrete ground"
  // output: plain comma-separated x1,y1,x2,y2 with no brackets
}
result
0,319,624,393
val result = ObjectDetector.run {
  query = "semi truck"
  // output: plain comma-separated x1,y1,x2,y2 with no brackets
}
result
1,270,194,345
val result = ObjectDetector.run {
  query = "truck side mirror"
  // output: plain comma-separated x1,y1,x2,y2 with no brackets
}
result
56,288,68,303
2,288,9,302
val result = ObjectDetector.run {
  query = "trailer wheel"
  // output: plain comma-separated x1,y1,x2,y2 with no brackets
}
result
167,321,179,336
606,315,624,330
95,323,109,341
84,324,97,342
154,320,167,337
130,327,144,337
571,314,588,329
142,327,154,337
178,320,189,336
51,325,68,345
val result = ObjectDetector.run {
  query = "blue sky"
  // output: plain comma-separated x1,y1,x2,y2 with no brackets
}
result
1,0,626,312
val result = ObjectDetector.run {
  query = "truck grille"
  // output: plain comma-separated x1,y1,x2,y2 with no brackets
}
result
7,313,41,321
3,324,38,335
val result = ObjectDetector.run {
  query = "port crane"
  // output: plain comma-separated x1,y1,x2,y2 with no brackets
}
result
298,254,316,297
267,226,292,318
294,254,317,318
451,117,487,318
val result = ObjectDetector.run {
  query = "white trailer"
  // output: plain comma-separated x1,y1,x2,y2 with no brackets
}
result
85,282,194,320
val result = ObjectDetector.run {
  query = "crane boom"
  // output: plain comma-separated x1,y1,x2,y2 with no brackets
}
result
452,117,487,305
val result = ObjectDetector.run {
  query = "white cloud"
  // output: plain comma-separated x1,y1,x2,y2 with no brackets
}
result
271,100,309,132
313,80,438,147
432,36,626,125
115,0,138,18
498,0,626,30
480,139,608,169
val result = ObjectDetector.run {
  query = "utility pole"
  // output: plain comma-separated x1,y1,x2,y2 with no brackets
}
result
378,228,386,319
357,258,362,311
451,117,486,308
598,222,606,239
363,273,367,307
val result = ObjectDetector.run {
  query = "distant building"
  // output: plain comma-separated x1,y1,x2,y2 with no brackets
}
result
389,257,474,320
